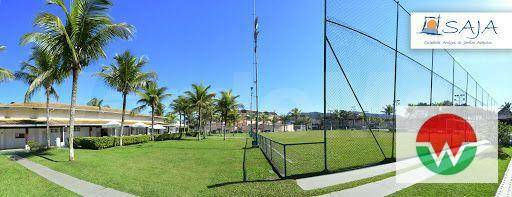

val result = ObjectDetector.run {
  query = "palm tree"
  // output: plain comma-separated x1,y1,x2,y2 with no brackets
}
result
260,113,271,132
132,82,171,138
281,114,290,132
15,47,65,148
171,96,189,133
216,90,240,140
22,0,134,161
86,98,110,110
501,102,511,112
203,102,216,137
97,50,154,146
185,84,215,140
381,104,393,116
271,114,279,132
228,109,242,135
289,108,302,125
0,45,14,82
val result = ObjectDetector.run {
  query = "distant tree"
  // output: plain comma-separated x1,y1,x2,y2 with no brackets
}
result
215,90,240,140
289,108,302,125
86,98,110,110
185,84,215,140
164,111,177,124
281,114,290,132
0,45,14,82
171,96,190,132
132,82,171,138
260,113,270,132
97,50,155,146
501,102,511,112
15,47,65,148
271,114,279,132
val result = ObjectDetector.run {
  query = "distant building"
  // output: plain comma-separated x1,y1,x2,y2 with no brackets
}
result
0,103,165,149
499,108,512,124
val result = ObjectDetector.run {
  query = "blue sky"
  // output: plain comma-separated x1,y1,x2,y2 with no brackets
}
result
0,0,510,115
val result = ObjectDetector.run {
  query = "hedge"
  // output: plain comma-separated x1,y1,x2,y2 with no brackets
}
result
73,135,150,150
154,133,184,141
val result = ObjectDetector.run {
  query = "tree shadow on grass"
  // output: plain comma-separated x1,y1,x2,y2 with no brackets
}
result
16,150,67,163
207,179,283,188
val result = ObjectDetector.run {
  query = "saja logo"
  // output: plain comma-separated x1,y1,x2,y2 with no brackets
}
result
411,13,512,49
419,15,498,39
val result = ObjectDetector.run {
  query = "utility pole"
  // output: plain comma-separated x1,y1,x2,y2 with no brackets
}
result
253,0,260,145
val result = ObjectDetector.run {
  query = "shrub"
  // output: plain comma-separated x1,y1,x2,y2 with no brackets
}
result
499,122,512,147
186,131,199,137
27,140,47,152
119,135,151,145
154,133,183,141
74,135,150,150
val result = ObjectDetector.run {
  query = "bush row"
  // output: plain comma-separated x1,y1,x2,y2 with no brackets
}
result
154,133,184,141
73,135,151,150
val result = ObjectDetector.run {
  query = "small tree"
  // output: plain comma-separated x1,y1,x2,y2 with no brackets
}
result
15,47,65,148
185,84,215,140
132,82,171,138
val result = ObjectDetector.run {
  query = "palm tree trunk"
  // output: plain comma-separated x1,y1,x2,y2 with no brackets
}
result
223,117,226,140
45,89,51,148
69,68,78,161
120,93,127,146
179,113,182,132
209,118,212,137
198,108,201,140
151,106,155,139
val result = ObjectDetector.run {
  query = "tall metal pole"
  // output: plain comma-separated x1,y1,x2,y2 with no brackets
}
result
430,49,434,106
391,0,399,159
323,0,328,172
253,0,260,145
250,87,253,135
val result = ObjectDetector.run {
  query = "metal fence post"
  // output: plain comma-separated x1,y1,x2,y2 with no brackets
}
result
270,140,273,161
283,144,287,177
391,0,399,159
322,0,328,172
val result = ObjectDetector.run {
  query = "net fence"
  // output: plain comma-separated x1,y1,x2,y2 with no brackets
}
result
258,0,498,178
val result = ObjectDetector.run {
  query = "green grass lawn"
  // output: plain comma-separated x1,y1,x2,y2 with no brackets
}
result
260,130,394,176
22,136,394,196
0,153,76,196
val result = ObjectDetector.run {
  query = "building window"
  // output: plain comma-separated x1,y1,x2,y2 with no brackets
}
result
50,128,60,133
74,127,80,132
15,133,25,138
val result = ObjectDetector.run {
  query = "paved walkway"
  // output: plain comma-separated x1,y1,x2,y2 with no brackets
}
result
10,155,135,197
320,144,492,197
496,157,512,197
296,156,420,190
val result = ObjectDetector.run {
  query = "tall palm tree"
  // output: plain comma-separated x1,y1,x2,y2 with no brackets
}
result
203,102,216,137
171,96,189,132
281,114,290,132
15,47,65,148
97,50,154,146
260,113,270,132
0,45,14,82
86,98,110,110
22,0,134,161
216,90,240,140
132,82,171,137
271,114,279,132
185,84,215,140
289,108,302,126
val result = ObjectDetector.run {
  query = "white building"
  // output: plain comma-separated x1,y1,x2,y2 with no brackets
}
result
0,103,166,149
